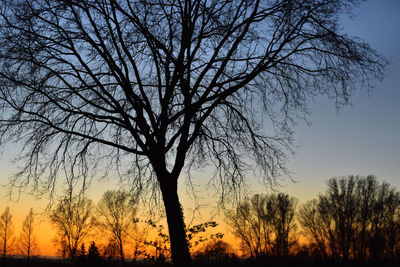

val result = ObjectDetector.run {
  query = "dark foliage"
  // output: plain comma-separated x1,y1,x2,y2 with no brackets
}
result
299,175,400,264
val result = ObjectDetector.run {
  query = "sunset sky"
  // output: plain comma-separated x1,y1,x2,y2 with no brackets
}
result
0,0,399,257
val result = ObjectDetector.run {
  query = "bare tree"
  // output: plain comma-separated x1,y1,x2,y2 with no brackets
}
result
226,193,297,258
320,176,359,261
368,181,388,261
226,194,274,258
0,207,15,260
353,175,379,263
382,186,400,260
49,195,96,264
18,208,39,261
298,199,329,260
269,193,298,257
299,175,400,263
97,190,138,263
0,0,386,265
299,176,358,261
53,235,69,261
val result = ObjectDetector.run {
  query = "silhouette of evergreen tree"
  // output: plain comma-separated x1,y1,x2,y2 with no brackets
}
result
88,241,100,260
78,243,86,259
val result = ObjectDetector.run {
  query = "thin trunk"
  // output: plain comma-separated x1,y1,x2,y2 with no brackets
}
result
3,226,6,260
118,236,124,263
159,177,191,267
27,242,31,262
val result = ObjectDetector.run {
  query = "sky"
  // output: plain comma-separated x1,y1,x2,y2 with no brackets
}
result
281,0,400,202
0,0,399,257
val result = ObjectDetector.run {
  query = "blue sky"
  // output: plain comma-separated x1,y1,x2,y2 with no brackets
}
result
280,0,400,201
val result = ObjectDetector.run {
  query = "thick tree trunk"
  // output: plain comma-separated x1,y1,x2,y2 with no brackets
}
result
159,177,191,267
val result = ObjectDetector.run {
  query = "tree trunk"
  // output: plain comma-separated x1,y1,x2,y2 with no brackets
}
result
118,236,124,264
159,177,191,267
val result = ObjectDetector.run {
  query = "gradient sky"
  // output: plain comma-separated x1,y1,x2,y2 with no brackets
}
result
281,0,400,202
0,0,399,256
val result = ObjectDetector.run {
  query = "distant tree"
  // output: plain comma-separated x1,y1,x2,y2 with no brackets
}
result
53,235,69,260
87,241,101,261
78,243,86,258
193,239,233,262
269,193,298,257
226,194,274,258
0,207,15,260
298,199,329,260
367,182,388,261
319,176,358,261
354,175,379,263
382,187,400,260
227,193,297,258
299,175,400,263
49,195,96,264
76,242,88,266
97,190,138,263
102,239,119,260
18,208,39,261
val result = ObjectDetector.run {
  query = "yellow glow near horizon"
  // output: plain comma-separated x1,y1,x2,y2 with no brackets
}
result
0,178,239,257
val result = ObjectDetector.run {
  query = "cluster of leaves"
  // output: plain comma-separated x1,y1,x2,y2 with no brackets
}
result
143,219,224,263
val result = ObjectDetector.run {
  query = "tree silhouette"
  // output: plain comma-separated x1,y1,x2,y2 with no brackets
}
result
354,175,379,263
0,207,15,260
320,176,358,261
18,208,39,262
78,243,86,258
299,175,400,263
97,190,138,263
269,193,298,257
298,199,329,260
102,239,119,260
49,195,96,264
53,235,69,261
226,193,297,258
193,239,233,263
382,186,400,260
88,241,100,260
226,194,272,257
0,1,386,265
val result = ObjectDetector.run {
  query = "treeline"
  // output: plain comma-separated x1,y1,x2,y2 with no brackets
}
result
1,175,400,266
50,191,228,265
1,190,225,265
0,207,38,262
226,175,400,265
226,193,298,258
298,175,400,263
